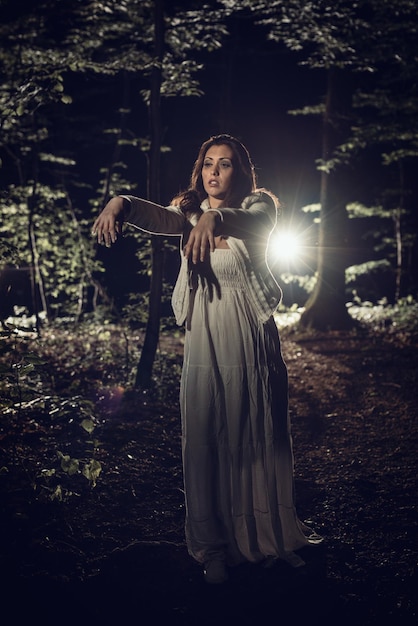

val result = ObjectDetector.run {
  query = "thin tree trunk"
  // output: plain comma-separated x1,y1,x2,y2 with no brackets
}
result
65,193,115,320
6,145,46,334
393,161,404,302
135,0,165,389
28,183,49,335
100,71,130,206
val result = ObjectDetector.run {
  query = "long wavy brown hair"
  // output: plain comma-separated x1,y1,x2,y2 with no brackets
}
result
172,134,257,216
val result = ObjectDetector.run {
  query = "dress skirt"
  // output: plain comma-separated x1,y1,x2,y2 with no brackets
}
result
180,248,314,566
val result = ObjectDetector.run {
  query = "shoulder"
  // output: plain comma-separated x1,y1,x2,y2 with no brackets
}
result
241,189,279,211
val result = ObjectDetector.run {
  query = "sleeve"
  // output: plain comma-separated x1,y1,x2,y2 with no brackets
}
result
121,195,186,236
215,192,278,240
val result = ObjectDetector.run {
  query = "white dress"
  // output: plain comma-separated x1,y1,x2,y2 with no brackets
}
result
180,248,314,566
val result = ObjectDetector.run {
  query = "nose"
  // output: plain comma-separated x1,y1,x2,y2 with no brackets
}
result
210,162,219,175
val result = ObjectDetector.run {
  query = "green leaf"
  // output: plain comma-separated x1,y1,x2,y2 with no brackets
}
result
51,485,63,501
80,418,95,434
82,459,102,487
57,451,79,476
14,363,35,374
41,468,56,477
24,354,47,365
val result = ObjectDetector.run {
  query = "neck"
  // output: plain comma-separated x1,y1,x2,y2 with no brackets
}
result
208,198,224,209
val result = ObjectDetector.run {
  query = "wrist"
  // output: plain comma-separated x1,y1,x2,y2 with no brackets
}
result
205,208,223,223
107,196,127,219
205,208,222,235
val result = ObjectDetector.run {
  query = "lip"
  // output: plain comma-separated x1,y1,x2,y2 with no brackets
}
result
208,179,219,186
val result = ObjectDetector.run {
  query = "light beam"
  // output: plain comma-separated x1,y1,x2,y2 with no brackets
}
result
269,231,302,263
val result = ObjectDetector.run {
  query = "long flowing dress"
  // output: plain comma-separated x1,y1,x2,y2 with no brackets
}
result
121,192,321,567
180,247,313,566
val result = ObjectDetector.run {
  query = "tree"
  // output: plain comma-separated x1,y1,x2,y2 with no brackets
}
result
304,66,354,329
0,0,229,380
65,0,229,386
228,0,370,329
106,0,228,387
335,0,418,301
135,0,165,388
0,0,98,330
221,0,418,327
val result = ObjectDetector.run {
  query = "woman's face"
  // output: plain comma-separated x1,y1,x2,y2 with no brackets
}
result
201,144,234,208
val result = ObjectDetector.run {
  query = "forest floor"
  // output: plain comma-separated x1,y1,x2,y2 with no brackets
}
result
1,304,417,625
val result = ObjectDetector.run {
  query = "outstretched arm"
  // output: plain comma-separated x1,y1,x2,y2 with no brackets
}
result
92,195,186,247
183,193,277,264
216,193,277,239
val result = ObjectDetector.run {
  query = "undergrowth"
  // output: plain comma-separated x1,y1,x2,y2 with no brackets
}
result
1,298,416,499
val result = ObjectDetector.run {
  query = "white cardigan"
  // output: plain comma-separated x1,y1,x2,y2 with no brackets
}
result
121,192,282,326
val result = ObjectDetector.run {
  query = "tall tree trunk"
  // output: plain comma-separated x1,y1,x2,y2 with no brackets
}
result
65,193,114,321
393,161,404,302
28,178,49,335
300,69,354,331
135,0,165,389
101,71,130,206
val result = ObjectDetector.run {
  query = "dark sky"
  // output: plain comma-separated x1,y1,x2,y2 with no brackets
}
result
160,21,324,214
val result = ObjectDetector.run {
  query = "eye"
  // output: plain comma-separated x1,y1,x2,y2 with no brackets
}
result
221,161,232,168
203,160,213,168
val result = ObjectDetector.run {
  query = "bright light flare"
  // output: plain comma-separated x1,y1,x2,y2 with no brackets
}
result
269,231,303,263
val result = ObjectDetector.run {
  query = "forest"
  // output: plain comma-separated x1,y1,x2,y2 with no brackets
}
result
1,1,417,624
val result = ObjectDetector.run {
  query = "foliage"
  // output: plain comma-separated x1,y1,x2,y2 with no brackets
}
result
0,324,102,496
0,0,230,331
276,271,317,307
276,294,418,345
222,0,418,311
221,0,370,70
0,1,106,321
346,259,392,283
347,295,418,342
0,317,185,496
335,0,418,167
2,296,417,510
0,185,103,319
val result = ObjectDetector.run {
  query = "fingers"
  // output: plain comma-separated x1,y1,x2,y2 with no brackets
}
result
92,219,116,246
184,213,216,263
92,197,125,247
184,232,211,263
92,215,120,247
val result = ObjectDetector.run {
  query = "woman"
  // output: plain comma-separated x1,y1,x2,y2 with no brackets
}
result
92,134,322,584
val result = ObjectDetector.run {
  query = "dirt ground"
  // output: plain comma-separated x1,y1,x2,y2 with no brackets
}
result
1,322,417,625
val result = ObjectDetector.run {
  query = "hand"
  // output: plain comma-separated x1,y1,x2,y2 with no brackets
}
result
92,197,125,247
183,211,218,264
